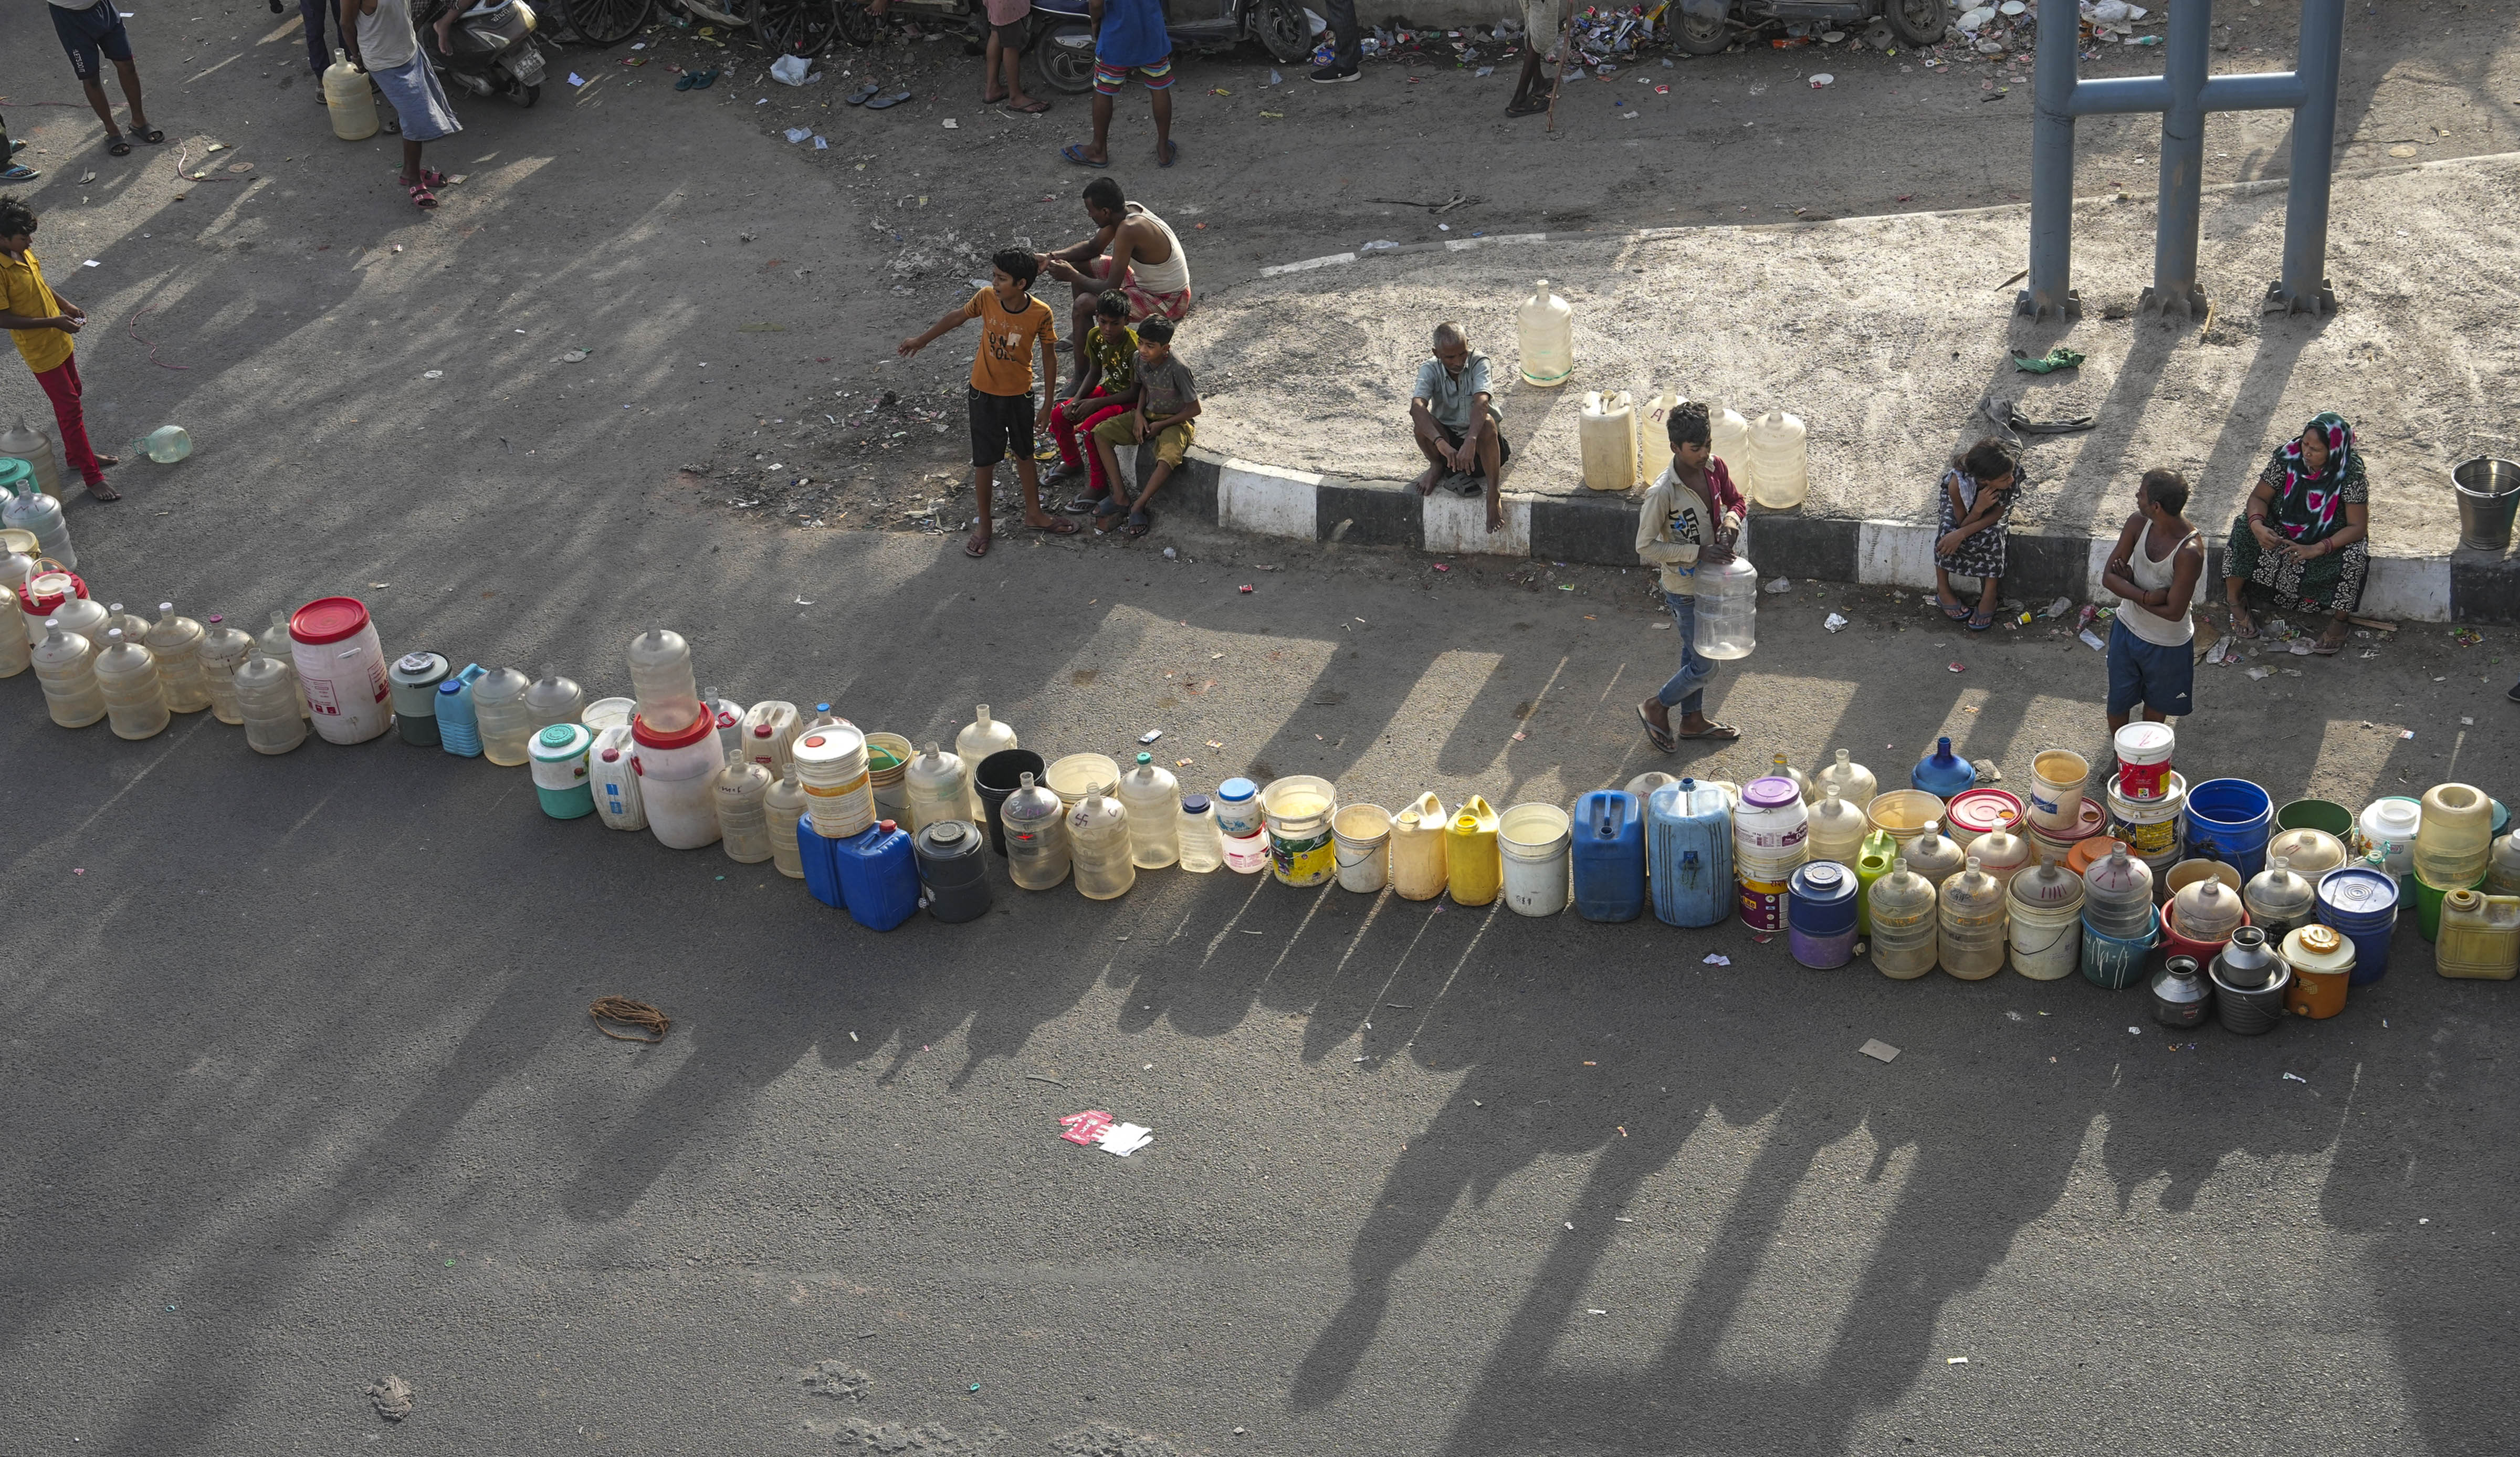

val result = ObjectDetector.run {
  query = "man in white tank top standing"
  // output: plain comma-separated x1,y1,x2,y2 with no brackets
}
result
1039,176,1193,389
2101,467,2203,742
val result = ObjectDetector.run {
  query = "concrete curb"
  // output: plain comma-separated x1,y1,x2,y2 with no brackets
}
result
1145,445,2513,624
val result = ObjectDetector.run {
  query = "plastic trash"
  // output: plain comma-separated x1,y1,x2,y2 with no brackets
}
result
770,54,816,85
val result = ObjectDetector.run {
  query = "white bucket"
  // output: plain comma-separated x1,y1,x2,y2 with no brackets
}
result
2114,720,2176,799
590,725,646,831
2105,771,2187,863
2028,749,2088,833
584,696,637,733
1334,803,1394,894
2006,886,2084,980
793,725,875,839
641,769,723,851
1499,803,1573,918
288,597,392,746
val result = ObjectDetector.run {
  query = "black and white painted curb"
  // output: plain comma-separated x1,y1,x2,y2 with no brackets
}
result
1135,445,2509,624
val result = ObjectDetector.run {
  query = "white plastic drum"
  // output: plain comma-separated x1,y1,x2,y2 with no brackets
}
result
792,724,875,839
589,724,647,831
288,596,393,744
633,708,727,850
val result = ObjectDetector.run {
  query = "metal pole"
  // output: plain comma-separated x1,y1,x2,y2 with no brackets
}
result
2266,0,2343,314
2021,0,2082,319
2139,0,2212,320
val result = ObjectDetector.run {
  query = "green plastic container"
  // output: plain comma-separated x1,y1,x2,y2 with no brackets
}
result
528,722,596,820
2414,869,2487,943
2276,798,2355,839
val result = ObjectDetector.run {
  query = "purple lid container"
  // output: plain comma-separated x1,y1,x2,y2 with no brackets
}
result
1743,776,1801,810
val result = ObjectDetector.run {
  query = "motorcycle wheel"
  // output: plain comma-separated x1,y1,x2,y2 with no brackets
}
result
1253,0,1310,64
831,0,884,47
1671,11,1730,53
1885,0,1948,45
755,0,838,55
1031,22,1096,93
559,0,653,45
522,82,541,104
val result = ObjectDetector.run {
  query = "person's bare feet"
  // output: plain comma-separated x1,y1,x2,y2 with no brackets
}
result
965,527,991,557
2230,604,2259,638
1414,464,1443,495
1485,504,1505,533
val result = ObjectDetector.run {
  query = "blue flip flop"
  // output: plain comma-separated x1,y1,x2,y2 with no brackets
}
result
1157,138,1179,167
1060,142,1107,167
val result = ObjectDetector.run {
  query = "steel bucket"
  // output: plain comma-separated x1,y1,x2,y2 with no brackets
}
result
2452,457,2520,553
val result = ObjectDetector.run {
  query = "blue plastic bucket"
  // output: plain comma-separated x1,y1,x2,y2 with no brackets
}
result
2081,905,2158,990
2316,866,2401,986
2185,778,2274,880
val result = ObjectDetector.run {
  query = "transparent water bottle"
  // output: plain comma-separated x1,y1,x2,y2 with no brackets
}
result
2,488,75,569
234,653,308,753
713,761,774,864
1516,278,1572,387
1692,553,1759,661
1069,783,1137,901
955,703,1020,820
522,665,587,733
1937,856,2008,980
258,609,310,719
1867,856,1940,980
131,425,193,463
1177,792,1223,873
102,601,150,644
904,742,971,833
1902,819,1967,887
1746,406,1809,510
1805,783,1868,868
1117,751,1181,868
1815,749,1877,812
31,618,104,728
626,627,700,733
94,627,171,740
144,602,212,714
0,414,62,497
766,765,809,879
471,667,535,766
2082,844,2156,940
1001,771,1071,891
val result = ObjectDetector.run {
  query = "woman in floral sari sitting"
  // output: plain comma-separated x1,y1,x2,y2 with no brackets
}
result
2223,412,2370,655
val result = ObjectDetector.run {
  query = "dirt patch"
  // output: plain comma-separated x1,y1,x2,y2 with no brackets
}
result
1047,1427,1187,1457
836,1418,1016,1454
802,1360,874,1401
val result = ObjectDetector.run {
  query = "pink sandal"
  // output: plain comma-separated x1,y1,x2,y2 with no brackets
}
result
405,179,438,208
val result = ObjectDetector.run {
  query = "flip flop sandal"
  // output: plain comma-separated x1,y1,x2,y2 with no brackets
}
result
1005,98,1052,114
864,90,913,109
2231,617,2260,640
1967,610,1993,631
1059,142,1108,166
1122,507,1153,539
1675,720,1743,740
1937,595,1971,621
693,70,721,89
1634,703,1677,754
1157,137,1178,166
964,533,991,558
1060,492,1106,515
133,127,165,144
420,167,449,187
846,82,881,104
107,135,133,157
1505,96,1549,117
1034,518,1082,536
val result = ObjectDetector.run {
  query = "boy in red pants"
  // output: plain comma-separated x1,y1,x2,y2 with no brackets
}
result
1048,290,1136,513
0,195,117,501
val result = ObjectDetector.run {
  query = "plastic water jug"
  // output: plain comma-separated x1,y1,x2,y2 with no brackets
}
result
94,628,171,740
436,664,487,757
2083,843,2155,939
471,668,535,766
1213,777,1262,838
18,569,88,645
739,700,802,775
1001,771,1070,890
1578,391,1637,492
766,766,808,877
914,820,992,921
1692,553,1759,661
197,619,255,724
234,654,307,753
1069,785,1137,901
2437,890,2520,980
1709,401,1751,473
522,667,587,734
1177,793,1223,873
1648,778,1732,927
955,704,1019,819
138,604,210,714
1734,776,1808,936
130,426,191,464
2006,861,2086,980
1868,857,1939,979
3,489,74,569
834,821,921,931
2416,782,2494,890
323,49,381,139
0,415,62,498
101,603,149,646
0,583,31,679
905,742,971,833
1517,279,1572,387
528,724,595,820
590,726,646,831
1746,407,1809,510
700,689,743,761
1902,819,1967,887
2490,833,2520,897
2244,855,2318,939
1815,749,1877,813
257,610,311,719
711,761,774,863
1912,736,1977,798
627,627,701,734
1854,830,1896,934
1637,389,1679,483
31,619,104,728
1767,750,1814,804
1117,752,1181,868
1446,796,1502,907
799,822,844,908
1937,856,2007,980
1570,790,1645,923
1969,828,2032,888
1391,792,1449,900
1806,783,1868,868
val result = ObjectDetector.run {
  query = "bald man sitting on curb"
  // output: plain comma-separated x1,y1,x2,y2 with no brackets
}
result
1410,322,1508,534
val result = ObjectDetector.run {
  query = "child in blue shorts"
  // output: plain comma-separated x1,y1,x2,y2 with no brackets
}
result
2101,467,2204,740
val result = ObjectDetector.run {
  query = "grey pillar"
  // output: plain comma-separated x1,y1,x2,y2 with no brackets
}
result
2020,0,2083,319
2266,0,2344,315
2138,0,2213,320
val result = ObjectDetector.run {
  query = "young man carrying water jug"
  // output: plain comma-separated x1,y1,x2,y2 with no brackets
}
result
2101,466,2202,741
1634,403,1745,751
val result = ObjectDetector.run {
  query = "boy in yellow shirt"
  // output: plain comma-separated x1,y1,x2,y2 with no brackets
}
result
0,195,118,500
898,248,1075,558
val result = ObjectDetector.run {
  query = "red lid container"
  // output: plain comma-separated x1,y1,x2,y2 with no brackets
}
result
18,570,87,616
289,595,373,645
633,709,715,751
1946,787,2026,841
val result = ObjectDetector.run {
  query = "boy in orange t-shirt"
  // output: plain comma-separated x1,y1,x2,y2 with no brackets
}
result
897,248,1072,559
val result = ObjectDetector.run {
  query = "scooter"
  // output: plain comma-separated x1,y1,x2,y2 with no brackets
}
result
1667,0,1949,54
417,0,551,106
841,0,1311,92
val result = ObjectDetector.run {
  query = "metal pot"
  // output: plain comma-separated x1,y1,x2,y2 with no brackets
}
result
2211,925,2282,990
2209,928,2292,1035
2150,954,2211,1029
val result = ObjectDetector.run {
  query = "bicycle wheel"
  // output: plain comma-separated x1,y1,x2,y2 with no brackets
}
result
831,0,884,47
562,0,654,44
754,0,836,55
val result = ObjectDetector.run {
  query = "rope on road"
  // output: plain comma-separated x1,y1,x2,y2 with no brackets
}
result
590,996,671,1043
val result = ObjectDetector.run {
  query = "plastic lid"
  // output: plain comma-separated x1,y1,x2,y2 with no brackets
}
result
1182,793,1211,813
753,722,773,738
2296,924,2342,953
396,652,440,674
289,596,371,645
925,821,968,847
601,747,621,762
438,680,463,696
1218,777,1257,801
1795,862,1846,893
1137,751,1153,766
633,707,717,751
1742,777,1800,809
537,724,577,747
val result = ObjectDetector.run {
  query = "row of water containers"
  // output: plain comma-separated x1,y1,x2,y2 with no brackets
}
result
1513,279,1808,507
